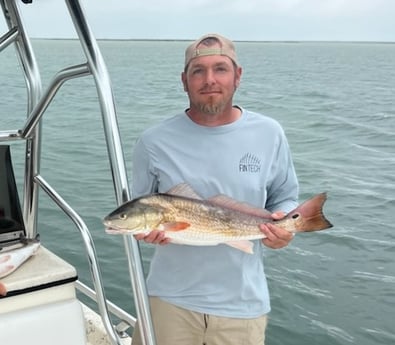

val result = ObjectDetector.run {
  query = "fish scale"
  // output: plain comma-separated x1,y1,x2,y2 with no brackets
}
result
146,194,264,236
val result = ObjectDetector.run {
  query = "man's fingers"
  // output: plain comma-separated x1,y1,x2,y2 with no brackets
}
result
260,223,293,249
134,230,169,245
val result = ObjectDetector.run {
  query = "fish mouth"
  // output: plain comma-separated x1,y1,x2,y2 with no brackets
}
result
103,220,121,230
104,224,138,233
104,225,132,234
105,227,122,234
103,221,122,232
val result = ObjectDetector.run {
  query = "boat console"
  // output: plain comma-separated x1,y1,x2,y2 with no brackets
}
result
0,145,25,248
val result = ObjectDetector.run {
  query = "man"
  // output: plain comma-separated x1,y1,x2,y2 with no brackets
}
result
131,33,299,345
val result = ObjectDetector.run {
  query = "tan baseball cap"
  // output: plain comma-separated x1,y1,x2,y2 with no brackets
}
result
184,33,239,69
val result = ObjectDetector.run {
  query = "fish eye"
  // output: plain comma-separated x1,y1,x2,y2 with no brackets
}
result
119,213,127,220
292,213,299,219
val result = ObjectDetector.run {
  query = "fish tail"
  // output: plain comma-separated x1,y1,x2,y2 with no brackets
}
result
289,193,333,232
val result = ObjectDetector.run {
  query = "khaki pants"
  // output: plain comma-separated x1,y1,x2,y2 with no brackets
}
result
132,297,268,345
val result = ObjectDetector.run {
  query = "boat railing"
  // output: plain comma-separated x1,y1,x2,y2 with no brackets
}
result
0,1,156,344
75,280,136,336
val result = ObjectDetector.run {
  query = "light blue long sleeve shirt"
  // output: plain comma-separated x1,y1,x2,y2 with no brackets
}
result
131,108,299,318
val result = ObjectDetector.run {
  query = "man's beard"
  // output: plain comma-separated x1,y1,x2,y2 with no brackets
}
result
196,97,227,115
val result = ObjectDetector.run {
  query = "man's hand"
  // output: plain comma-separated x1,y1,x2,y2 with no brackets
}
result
260,211,294,249
134,230,171,245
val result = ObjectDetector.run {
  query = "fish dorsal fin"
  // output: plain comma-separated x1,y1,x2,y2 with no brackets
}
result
167,183,273,219
166,183,203,200
208,195,273,219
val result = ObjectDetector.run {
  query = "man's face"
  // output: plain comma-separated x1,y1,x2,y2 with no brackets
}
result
182,50,241,116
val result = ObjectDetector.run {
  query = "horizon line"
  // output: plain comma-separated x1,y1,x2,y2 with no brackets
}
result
31,38,395,44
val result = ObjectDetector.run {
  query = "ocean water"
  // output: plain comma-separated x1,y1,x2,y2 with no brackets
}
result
1,39,395,345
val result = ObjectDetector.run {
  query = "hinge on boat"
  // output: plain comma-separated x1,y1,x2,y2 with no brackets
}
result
115,321,131,339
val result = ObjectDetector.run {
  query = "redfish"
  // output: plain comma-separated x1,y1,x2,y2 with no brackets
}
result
104,184,332,254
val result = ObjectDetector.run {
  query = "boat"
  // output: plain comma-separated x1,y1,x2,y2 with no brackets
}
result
0,0,156,344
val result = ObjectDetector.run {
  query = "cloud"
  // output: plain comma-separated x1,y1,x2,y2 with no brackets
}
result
0,0,394,41
107,0,394,17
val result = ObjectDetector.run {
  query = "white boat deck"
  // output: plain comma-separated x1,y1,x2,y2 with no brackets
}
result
0,245,132,345
83,303,131,345
0,245,77,312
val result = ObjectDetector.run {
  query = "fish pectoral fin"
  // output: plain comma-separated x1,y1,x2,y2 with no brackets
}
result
225,240,254,254
161,222,191,231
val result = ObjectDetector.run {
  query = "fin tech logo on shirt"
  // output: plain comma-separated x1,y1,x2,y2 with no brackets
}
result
239,153,261,173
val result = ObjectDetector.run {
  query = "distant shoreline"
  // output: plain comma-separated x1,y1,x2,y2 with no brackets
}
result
31,38,395,44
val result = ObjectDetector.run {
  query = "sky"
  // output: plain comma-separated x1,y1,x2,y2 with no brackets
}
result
1,0,395,42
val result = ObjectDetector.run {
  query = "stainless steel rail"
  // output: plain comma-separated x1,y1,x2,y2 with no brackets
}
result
65,1,156,344
1,0,42,241
35,174,126,345
21,63,91,138
0,26,18,51
0,1,156,345
75,280,137,329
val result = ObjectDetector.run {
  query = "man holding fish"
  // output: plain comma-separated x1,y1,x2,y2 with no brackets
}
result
118,34,330,345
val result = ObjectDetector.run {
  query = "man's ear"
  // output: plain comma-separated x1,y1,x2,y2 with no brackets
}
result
235,66,242,88
181,72,188,92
